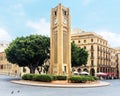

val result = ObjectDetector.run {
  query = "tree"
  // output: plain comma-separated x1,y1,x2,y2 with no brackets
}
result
71,42,88,67
5,35,50,74
71,42,79,67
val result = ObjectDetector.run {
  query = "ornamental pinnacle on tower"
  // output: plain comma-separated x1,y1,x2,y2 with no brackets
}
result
50,3,71,76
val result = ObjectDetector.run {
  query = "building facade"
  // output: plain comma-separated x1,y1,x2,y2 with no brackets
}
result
50,4,71,76
71,29,118,78
115,48,120,78
0,43,21,76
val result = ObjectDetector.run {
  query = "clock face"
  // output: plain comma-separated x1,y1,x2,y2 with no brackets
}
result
63,18,67,24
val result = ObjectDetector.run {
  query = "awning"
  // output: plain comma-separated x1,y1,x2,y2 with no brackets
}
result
96,72,107,76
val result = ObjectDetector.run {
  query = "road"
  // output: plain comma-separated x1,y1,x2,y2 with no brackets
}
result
0,75,120,96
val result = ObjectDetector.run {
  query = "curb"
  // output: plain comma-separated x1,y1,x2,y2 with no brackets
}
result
11,80,110,88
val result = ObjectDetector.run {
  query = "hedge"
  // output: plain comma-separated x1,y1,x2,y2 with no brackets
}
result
68,75,98,83
52,75,67,80
34,74,52,82
22,74,98,83
22,74,52,82
22,74,34,80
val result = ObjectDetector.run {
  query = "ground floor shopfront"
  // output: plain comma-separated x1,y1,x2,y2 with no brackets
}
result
74,66,118,79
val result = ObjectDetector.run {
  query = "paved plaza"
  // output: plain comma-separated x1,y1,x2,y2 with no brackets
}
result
0,75,120,96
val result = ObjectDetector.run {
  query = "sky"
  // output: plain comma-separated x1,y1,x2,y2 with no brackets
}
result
0,0,120,48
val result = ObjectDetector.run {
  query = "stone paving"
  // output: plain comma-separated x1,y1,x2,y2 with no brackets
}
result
11,80,110,88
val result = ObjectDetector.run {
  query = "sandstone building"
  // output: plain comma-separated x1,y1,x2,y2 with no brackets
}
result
71,29,118,78
0,43,21,76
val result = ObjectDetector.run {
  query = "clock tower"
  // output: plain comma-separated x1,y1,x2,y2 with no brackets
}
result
50,4,71,76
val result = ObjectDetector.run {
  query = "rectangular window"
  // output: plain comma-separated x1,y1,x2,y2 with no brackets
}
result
54,11,57,16
63,11,66,16
91,60,94,66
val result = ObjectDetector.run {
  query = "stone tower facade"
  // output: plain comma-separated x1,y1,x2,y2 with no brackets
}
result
50,4,71,76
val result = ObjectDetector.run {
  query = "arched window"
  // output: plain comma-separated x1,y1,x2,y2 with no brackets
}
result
78,40,80,43
84,40,86,43
83,68,88,72
91,45,94,51
90,68,95,76
91,39,93,42
97,46,99,51
84,46,86,49
77,68,81,73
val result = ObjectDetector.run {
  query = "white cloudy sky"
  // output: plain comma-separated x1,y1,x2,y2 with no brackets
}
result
0,0,120,48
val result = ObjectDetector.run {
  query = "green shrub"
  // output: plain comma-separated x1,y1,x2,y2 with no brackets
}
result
27,74,34,80
22,74,34,80
22,74,53,82
87,76,98,81
52,75,57,80
69,76,87,83
32,74,39,81
22,74,28,80
33,74,52,82
80,76,88,82
93,76,99,80
52,75,67,80
69,75,97,83
86,76,94,81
